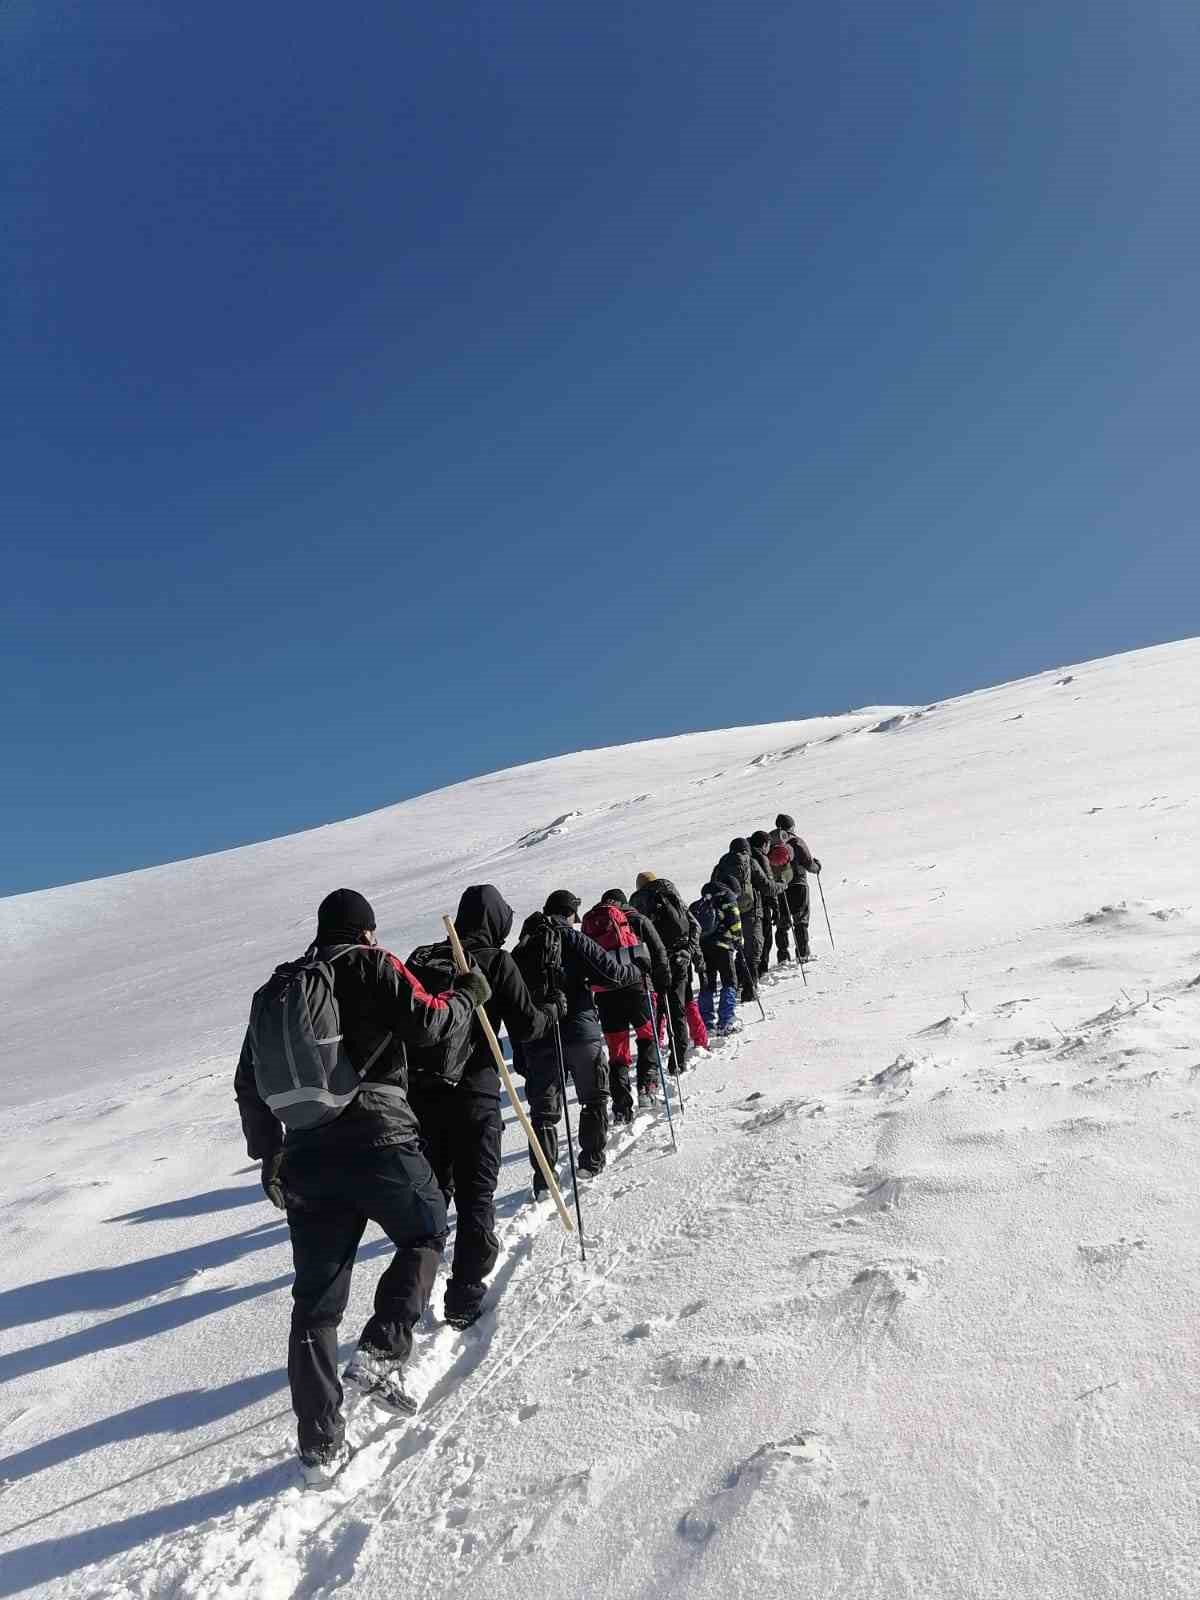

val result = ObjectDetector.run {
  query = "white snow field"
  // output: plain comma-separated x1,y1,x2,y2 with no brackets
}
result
1,637,1199,1600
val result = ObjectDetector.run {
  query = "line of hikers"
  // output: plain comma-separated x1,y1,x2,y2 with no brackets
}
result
234,813,820,1475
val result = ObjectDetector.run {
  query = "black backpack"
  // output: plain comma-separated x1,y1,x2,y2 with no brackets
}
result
645,879,693,951
513,913,564,1004
248,947,391,1131
403,942,476,1089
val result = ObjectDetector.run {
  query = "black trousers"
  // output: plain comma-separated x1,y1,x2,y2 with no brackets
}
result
786,877,811,958
282,1142,447,1455
740,912,763,999
774,878,811,958
759,900,777,976
522,1030,609,1180
659,967,689,1073
410,1085,502,1318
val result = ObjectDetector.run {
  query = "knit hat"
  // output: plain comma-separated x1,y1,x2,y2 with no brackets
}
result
775,813,795,831
316,887,376,941
544,889,581,918
635,870,657,888
600,888,627,907
730,837,750,855
749,830,770,848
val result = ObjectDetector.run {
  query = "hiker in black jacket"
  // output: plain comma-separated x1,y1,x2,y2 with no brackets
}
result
712,838,772,1001
748,831,779,980
234,888,488,1475
512,889,643,1185
406,885,563,1330
629,872,700,1075
770,813,823,961
598,889,669,1114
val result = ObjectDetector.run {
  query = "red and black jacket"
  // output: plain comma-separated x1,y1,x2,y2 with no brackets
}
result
234,942,476,1158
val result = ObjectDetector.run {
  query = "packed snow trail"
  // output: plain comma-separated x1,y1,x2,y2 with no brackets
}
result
1,640,1199,1599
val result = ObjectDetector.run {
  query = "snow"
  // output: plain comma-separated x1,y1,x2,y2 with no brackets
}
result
1,638,1199,1598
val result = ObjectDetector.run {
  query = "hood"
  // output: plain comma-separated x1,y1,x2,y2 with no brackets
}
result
454,883,515,948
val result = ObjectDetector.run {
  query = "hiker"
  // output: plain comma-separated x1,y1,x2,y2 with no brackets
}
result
595,889,669,1113
748,831,778,979
712,837,773,1000
511,890,643,1186
234,888,489,1477
690,879,742,1035
404,885,564,1330
769,813,822,961
629,871,702,1074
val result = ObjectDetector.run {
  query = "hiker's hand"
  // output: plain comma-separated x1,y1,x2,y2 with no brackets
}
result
545,989,568,1021
453,968,492,1008
261,1151,287,1210
811,859,822,874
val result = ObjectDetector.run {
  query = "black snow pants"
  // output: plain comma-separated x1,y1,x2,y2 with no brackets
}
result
786,876,811,958
740,907,764,999
410,1084,503,1322
759,898,776,977
282,1141,447,1456
774,878,811,959
522,1026,610,1181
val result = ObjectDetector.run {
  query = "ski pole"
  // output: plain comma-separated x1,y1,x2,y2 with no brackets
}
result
643,978,679,1149
442,915,575,1237
659,988,686,1118
552,1021,587,1262
816,872,835,951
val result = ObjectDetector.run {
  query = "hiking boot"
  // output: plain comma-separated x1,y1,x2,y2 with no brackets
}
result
636,1091,655,1112
299,1437,351,1486
343,1344,418,1415
612,1105,634,1126
578,1153,605,1177
444,1281,485,1331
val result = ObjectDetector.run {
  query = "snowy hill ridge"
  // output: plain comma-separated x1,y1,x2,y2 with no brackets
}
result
1,637,1199,1599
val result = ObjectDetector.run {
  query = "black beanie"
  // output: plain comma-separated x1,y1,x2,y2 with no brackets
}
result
749,830,770,848
544,889,581,918
776,813,795,831
317,887,377,940
600,888,627,907
730,837,750,855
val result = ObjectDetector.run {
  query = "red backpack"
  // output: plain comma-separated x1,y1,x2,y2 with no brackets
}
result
581,903,641,990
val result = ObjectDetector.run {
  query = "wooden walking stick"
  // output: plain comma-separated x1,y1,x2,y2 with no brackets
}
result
442,915,575,1235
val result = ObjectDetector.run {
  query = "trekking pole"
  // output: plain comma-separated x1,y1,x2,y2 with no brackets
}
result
442,916,575,1237
659,992,686,1118
552,1022,587,1262
816,873,835,951
643,979,679,1149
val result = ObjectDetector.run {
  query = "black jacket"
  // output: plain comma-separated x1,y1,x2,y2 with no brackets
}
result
409,885,555,1100
516,913,642,1052
620,905,670,992
234,942,477,1159
629,878,699,968
749,844,778,908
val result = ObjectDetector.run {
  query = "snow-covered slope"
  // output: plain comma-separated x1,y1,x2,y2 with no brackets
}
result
1,639,1198,1599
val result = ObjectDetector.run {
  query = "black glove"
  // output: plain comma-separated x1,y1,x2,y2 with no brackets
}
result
811,858,822,875
261,1150,287,1210
453,968,492,1008
545,989,568,1020
632,947,652,976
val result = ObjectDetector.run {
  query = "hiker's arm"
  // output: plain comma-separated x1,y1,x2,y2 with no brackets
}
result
234,1031,282,1160
495,952,556,1044
376,950,483,1044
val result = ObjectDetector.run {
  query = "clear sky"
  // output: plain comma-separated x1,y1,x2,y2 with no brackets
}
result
4,1,1197,897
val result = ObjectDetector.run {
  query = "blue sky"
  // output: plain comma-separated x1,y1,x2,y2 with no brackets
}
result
4,0,1197,896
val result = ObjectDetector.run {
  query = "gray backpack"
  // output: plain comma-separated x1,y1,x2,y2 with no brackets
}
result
249,948,391,1131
